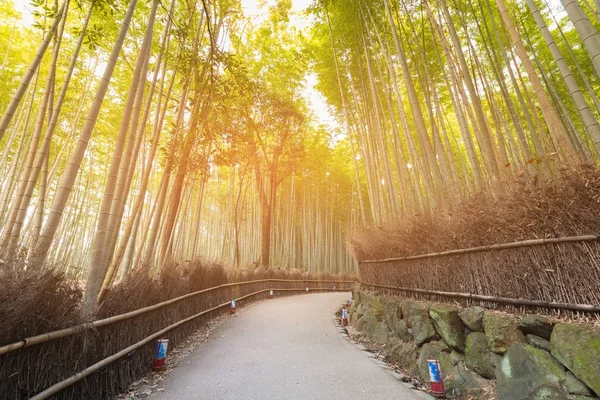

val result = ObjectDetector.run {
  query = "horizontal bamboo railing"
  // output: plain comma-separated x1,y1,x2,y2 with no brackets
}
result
358,234,599,264
0,279,355,356
362,283,600,313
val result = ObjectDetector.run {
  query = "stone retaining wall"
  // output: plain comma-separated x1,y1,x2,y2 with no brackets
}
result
349,288,600,399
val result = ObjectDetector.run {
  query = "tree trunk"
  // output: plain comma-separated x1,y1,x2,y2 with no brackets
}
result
383,0,444,206
560,0,600,77
31,0,139,271
0,1,66,143
528,0,600,150
496,0,579,163
85,1,156,308
260,206,272,267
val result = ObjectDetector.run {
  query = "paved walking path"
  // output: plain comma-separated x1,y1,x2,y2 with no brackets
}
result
154,292,421,399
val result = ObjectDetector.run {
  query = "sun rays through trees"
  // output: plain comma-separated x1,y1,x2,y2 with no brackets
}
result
0,0,600,308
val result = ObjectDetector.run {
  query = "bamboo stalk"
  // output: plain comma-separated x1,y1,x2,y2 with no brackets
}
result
0,279,355,356
359,235,599,264
362,283,600,313
28,286,349,399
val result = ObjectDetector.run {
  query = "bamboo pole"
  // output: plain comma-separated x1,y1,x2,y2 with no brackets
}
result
359,234,599,264
362,284,600,313
0,279,356,356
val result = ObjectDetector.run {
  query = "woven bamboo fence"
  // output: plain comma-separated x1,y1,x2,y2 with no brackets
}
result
0,278,354,400
358,235,600,316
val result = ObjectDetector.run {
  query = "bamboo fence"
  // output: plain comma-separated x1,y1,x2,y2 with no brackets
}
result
357,234,600,315
1,278,354,400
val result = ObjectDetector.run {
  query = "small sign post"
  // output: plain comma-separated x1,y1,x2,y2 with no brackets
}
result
427,359,445,396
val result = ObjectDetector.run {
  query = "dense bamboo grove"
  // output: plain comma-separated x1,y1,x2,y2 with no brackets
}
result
0,0,358,310
0,0,599,309
311,0,600,223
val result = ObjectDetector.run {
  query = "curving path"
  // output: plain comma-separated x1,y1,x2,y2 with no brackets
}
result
154,292,421,400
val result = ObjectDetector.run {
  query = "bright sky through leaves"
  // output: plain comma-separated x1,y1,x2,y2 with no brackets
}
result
10,0,338,138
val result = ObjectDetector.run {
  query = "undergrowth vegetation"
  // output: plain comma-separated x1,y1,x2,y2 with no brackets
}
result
351,166,600,260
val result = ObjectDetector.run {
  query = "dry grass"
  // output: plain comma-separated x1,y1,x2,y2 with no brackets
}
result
0,267,83,346
0,262,353,399
350,166,600,314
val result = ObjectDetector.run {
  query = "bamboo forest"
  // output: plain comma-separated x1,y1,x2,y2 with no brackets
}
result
5,0,600,398
1,0,600,306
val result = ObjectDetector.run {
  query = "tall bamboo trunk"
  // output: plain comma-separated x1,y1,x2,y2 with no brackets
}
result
496,0,579,164
560,0,600,77
260,206,272,267
0,1,67,143
31,0,139,271
84,1,156,309
383,0,443,206
528,0,600,150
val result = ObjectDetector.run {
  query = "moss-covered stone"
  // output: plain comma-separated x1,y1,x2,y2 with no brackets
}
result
529,385,570,400
449,350,464,366
351,303,365,329
388,341,419,376
459,306,486,332
381,296,402,330
372,297,384,322
362,309,378,336
354,315,366,332
391,319,413,342
371,320,389,344
401,300,418,328
483,311,526,354
465,332,497,379
361,291,384,322
526,334,551,352
429,304,466,352
490,352,502,369
411,305,439,345
350,303,364,325
382,296,403,318
565,371,595,397
430,339,451,353
438,353,489,396
519,315,554,340
496,344,568,400
550,323,600,396
360,291,378,311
